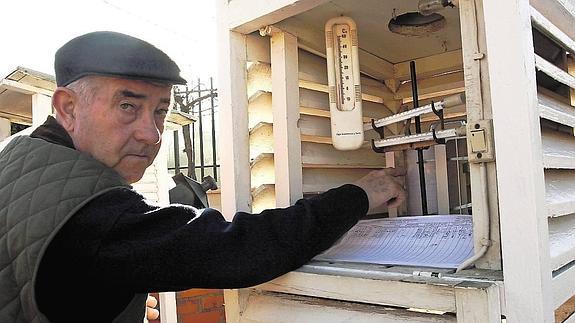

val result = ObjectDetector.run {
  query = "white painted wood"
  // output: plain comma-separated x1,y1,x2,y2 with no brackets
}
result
435,145,450,214
158,292,178,323
566,312,575,323
250,122,274,160
454,282,501,323
482,0,553,320
542,127,575,169
227,0,330,34
274,20,395,81
257,271,457,313
549,214,575,270
303,168,373,194
248,91,273,129
0,118,10,141
271,30,303,206
530,7,575,55
535,54,575,90
217,28,252,217
394,50,464,81
299,88,391,120
385,151,398,218
241,291,457,322
395,72,465,101
459,0,502,271
553,264,575,310
0,78,53,96
31,93,52,128
545,169,575,218
539,93,575,129
530,0,575,43
301,141,384,167
251,154,275,188
252,184,276,213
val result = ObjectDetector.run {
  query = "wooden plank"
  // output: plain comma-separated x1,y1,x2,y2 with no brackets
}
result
541,127,575,169
250,122,274,160
395,72,465,101
454,281,501,323
394,50,464,81
545,169,575,217
530,0,575,43
301,141,385,167
435,145,450,214
227,0,330,34
299,88,391,120
248,91,272,129
241,291,456,322
539,92,575,129
556,293,575,323
569,55,575,106
251,154,275,188
0,79,53,96
217,30,252,217
549,214,575,270
31,93,52,128
252,184,276,213
481,0,553,320
535,54,575,90
274,19,395,81
257,271,457,313
247,33,271,63
553,264,575,311
530,7,575,55
303,168,372,192
271,30,303,206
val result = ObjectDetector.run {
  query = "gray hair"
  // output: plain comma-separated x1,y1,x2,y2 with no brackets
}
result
65,76,101,107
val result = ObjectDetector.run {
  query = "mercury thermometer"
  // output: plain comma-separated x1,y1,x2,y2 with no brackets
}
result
325,16,364,150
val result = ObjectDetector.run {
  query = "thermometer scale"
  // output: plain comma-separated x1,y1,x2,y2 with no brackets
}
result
325,16,364,150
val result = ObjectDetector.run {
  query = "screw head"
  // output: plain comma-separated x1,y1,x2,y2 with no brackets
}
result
477,152,483,159
474,124,480,129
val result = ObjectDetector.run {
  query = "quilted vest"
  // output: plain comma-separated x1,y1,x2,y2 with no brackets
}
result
0,136,146,322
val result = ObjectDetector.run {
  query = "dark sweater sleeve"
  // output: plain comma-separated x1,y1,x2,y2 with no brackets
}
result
78,184,367,292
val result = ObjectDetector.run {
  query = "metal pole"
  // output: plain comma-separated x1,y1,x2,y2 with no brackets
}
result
197,78,206,180
210,77,218,181
410,61,428,215
173,130,180,174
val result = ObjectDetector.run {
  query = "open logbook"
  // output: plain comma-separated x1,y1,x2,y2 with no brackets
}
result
314,215,474,269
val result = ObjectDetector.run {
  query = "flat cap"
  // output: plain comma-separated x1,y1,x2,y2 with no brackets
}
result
55,31,186,86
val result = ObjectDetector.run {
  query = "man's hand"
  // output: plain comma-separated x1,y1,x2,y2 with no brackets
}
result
146,295,159,321
354,168,407,214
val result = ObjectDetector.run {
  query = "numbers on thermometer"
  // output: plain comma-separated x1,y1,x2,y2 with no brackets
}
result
334,24,356,111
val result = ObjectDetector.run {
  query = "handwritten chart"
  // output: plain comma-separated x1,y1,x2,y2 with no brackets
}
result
315,215,474,268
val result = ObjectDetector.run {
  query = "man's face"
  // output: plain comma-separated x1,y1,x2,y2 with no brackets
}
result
70,77,172,183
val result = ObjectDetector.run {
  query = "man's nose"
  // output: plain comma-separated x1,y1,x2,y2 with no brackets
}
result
134,113,161,145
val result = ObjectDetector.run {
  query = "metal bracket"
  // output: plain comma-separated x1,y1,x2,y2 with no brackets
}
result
371,118,385,139
371,139,386,153
467,119,495,163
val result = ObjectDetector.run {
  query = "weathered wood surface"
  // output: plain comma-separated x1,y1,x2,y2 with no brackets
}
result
545,169,575,217
549,214,575,270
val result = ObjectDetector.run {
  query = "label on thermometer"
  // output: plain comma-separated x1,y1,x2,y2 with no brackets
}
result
325,17,364,150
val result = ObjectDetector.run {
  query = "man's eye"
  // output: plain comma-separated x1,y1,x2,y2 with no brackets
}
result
120,103,136,111
155,109,169,117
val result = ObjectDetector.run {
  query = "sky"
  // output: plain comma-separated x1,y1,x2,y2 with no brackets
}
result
1,0,218,82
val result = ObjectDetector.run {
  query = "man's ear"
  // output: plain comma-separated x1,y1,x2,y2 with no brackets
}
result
52,88,77,132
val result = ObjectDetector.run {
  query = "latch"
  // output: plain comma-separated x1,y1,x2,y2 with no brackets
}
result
467,120,495,163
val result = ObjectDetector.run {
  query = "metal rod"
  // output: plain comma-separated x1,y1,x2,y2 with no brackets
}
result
210,77,218,181
197,78,206,180
173,130,180,174
410,61,428,215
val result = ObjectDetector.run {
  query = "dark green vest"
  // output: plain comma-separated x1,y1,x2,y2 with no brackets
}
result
0,136,145,322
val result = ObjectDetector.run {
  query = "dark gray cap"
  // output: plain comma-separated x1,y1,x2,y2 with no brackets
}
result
54,31,187,86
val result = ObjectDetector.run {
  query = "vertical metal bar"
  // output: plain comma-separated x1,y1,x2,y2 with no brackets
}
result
198,78,206,180
410,61,428,215
210,77,218,181
173,130,180,174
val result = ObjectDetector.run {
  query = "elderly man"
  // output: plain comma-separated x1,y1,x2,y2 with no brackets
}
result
0,31,406,322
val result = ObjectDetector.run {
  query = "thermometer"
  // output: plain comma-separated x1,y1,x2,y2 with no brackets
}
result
325,16,364,150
